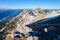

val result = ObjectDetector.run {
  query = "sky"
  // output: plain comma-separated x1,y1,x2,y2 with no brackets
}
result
0,0,60,9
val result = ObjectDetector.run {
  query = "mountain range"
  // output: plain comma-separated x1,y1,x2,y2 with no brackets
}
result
0,7,60,32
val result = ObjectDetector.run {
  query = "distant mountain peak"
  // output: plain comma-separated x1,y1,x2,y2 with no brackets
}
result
33,7,45,14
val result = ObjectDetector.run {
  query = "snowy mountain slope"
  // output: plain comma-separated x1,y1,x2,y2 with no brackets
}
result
43,11,60,19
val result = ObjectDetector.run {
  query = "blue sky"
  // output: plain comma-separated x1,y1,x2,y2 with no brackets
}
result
0,0,60,9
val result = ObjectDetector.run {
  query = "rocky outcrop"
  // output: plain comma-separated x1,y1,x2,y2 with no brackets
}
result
16,8,46,25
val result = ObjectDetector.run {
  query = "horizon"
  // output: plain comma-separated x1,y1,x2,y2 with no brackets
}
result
0,0,60,9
